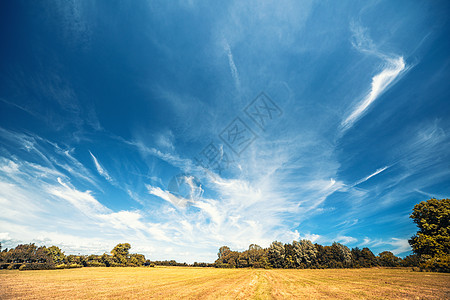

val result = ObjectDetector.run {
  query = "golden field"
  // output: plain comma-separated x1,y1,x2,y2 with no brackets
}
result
1,267,449,299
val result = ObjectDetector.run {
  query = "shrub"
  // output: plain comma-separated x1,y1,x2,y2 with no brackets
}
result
7,264,21,270
86,261,106,267
420,255,450,273
55,264,67,269
109,262,126,267
68,264,82,269
18,263,55,270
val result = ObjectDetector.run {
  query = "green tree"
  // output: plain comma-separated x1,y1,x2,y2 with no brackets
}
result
377,251,401,267
129,253,146,266
333,242,352,266
351,247,377,267
46,246,66,264
111,243,131,265
247,244,263,267
217,246,230,261
409,198,450,257
284,243,296,268
293,239,318,268
268,241,285,268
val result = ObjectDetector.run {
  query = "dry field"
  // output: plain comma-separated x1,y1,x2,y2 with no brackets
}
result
1,267,449,299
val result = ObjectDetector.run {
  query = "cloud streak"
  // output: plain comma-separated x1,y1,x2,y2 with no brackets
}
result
354,165,390,186
223,39,241,92
89,151,112,182
341,24,409,132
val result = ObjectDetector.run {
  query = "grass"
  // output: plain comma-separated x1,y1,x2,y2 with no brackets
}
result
1,267,449,299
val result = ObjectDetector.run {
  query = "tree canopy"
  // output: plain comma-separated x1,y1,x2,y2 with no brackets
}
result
409,198,449,272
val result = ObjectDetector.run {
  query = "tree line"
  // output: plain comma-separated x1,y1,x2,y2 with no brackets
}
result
0,198,448,272
214,198,448,272
0,243,152,270
214,242,418,269
0,242,215,270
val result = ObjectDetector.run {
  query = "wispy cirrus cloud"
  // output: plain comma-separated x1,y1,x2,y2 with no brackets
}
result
340,24,409,132
89,151,113,182
353,165,390,186
360,237,411,255
223,38,241,92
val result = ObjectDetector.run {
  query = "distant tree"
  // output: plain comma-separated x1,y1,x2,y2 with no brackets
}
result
284,243,296,268
253,252,271,269
268,241,285,268
409,198,449,257
401,254,420,267
100,253,113,267
333,242,352,266
377,251,401,267
129,253,146,266
247,244,263,267
46,246,66,264
351,247,377,267
217,246,231,261
293,240,318,268
237,251,249,268
111,243,131,265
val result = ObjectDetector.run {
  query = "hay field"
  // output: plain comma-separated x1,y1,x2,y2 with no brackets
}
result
1,267,449,299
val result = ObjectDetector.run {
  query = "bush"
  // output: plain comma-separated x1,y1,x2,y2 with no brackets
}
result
55,264,67,269
7,264,21,270
86,261,106,267
18,263,55,270
68,264,82,269
109,262,126,267
420,255,450,273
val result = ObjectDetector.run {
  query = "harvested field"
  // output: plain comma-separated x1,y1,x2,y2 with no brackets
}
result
1,267,449,299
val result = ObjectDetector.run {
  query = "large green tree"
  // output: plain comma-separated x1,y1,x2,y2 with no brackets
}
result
293,239,317,268
268,241,285,268
111,243,131,265
46,246,66,264
409,198,449,257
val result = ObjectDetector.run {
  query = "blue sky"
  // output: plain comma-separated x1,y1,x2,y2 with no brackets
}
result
0,0,449,263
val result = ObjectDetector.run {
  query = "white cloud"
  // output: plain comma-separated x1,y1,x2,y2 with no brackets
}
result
223,39,241,91
49,177,109,215
89,151,113,182
0,232,11,241
389,238,411,255
336,235,358,244
354,166,390,186
341,57,406,131
301,233,321,243
156,131,175,151
341,24,409,132
147,185,191,208
97,211,146,231
359,237,411,255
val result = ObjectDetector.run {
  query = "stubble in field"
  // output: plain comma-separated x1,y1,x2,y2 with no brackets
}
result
1,267,449,299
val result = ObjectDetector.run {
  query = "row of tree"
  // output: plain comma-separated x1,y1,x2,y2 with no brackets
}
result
214,198,448,272
214,242,418,269
0,243,148,270
1,198,447,272
0,242,215,270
